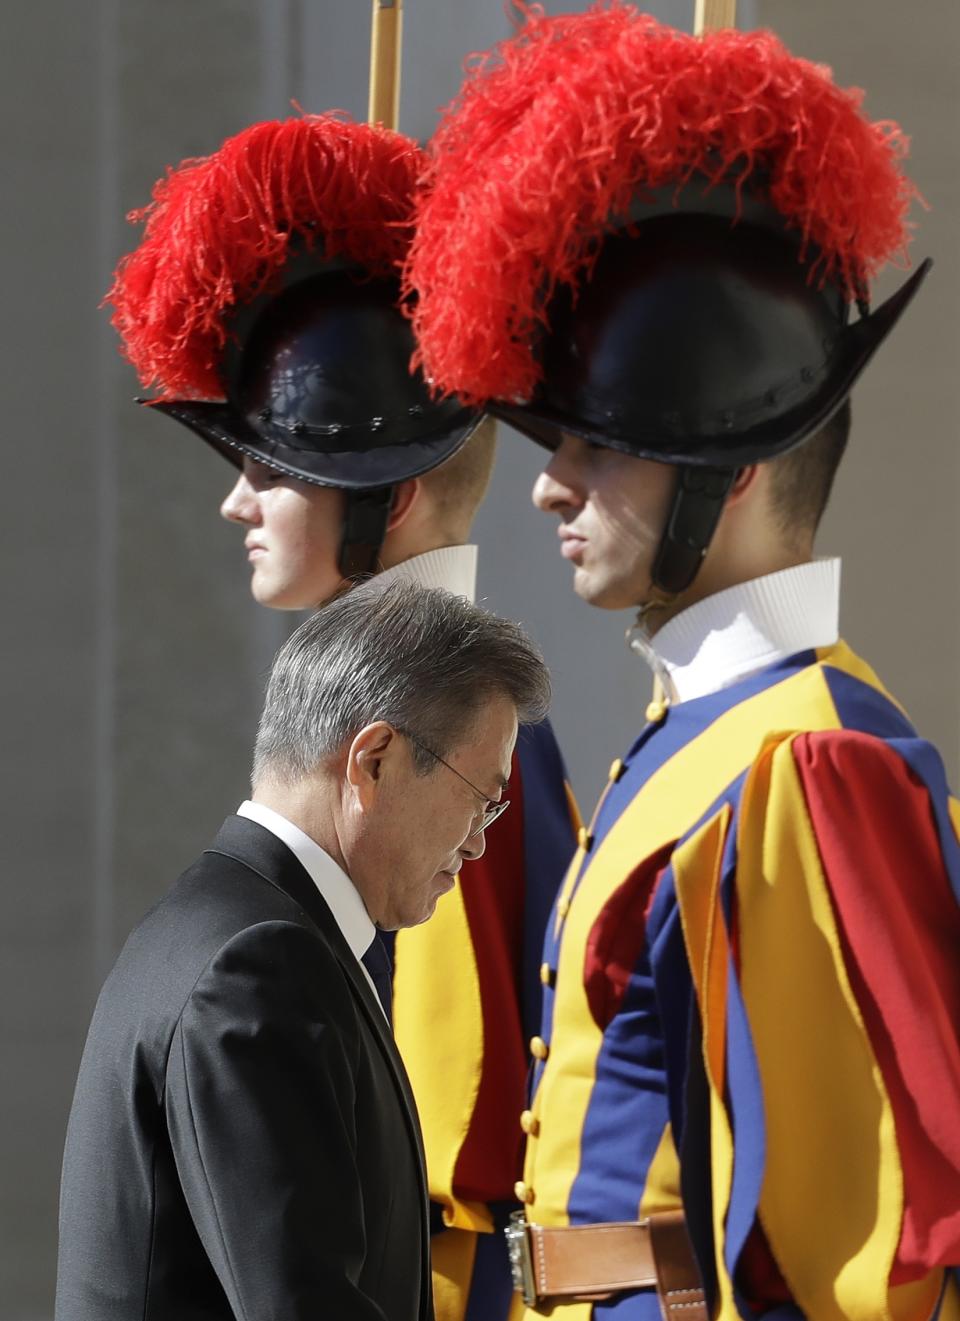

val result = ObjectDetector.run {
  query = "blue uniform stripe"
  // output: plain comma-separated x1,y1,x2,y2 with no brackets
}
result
821,664,917,739
464,1220,516,1321
647,865,693,1148
568,942,672,1224
517,720,576,1039
594,1288,663,1318
714,815,767,1314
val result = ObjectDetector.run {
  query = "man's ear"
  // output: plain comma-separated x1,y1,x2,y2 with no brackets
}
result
724,464,761,508
346,722,400,808
386,478,421,532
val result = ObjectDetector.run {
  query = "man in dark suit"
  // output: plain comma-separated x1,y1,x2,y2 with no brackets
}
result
56,580,551,1321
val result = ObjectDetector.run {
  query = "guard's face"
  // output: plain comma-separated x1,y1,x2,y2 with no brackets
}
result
220,458,346,609
356,694,518,931
532,434,677,610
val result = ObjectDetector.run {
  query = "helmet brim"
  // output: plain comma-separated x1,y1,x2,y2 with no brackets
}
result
144,398,483,490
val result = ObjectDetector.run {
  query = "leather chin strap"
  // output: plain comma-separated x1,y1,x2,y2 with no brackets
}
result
649,464,738,599
338,485,395,578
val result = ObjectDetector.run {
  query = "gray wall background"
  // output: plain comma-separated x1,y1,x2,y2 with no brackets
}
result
2,1,956,1315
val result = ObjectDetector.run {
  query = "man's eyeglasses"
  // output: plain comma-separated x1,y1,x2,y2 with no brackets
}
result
403,733,510,839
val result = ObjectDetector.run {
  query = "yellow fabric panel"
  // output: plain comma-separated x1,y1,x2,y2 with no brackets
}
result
506,1290,527,1321
672,808,738,1319
552,841,587,942
673,807,732,1087
736,734,902,1320
637,1123,682,1216
948,797,960,844
394,877,490,1230
527,658,845,1230
565,780,584,835
431,1227,478,1321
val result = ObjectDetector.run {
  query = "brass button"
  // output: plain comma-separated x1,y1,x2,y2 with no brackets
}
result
514,1180,535,1205
577,825,593,850
557,897,570,918
530,1036,549,1061
539,962,554,987
520,1109,540,1136
608,757,625,782
645,699,668,723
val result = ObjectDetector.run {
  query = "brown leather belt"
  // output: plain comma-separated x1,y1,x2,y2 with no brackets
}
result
505,1210,707,1319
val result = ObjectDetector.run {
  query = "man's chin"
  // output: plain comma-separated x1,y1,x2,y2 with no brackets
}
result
572,566,640,612
250,576,318,612
407,877,456,928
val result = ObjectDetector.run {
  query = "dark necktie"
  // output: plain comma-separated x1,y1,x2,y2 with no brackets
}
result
361,933,393,1027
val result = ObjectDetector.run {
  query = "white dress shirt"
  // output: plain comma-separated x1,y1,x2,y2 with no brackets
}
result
633,558,841,704
375,544,478,604
236,799,385,1014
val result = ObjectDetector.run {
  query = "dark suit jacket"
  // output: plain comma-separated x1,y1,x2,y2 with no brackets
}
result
56,815,432,1321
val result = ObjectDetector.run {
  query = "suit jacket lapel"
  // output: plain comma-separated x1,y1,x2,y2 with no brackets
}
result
204,816,431,1236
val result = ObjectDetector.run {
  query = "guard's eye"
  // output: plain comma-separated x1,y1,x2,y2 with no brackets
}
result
246,461,286,487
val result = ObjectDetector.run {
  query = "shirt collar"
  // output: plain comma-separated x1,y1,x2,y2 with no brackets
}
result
375,545,478,604
236,800,376,963
635,557,841,703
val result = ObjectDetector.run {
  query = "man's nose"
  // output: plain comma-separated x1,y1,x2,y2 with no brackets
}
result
220,474,258,525
459,830,487,864
532,457,581,516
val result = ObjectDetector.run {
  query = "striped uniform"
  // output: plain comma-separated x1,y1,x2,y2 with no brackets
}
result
522,643,960,1320
391,719,578,1321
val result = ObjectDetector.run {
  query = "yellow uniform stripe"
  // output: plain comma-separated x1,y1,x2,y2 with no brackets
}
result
394,877,490,1231
637,1124,682,1217
736,735,901,1319
673,807,738,1317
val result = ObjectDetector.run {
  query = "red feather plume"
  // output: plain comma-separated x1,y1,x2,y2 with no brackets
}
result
107,115,424,399
406,3,920,406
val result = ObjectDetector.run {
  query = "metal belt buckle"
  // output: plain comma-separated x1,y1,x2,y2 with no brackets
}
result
505,1209,537,1306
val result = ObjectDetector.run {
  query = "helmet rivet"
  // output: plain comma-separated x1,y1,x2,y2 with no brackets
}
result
408,404,424,416
258,406,272,422
328,423,342,435
370,417,384,432
292,420,307,435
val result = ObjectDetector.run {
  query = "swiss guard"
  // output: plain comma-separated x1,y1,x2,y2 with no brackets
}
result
407,5,960,1319
107,113,577,1321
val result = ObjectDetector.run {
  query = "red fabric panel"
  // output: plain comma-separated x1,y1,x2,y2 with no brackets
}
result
583,843,673,1031
451,751,528,1202
738,1222,792,1309
793,731,960,1277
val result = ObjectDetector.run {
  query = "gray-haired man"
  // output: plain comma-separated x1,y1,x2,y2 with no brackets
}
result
56,581,551,1321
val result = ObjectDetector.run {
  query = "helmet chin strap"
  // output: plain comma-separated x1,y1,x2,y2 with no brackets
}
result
627,463,737,656
338,486,396,577
651,464,738,595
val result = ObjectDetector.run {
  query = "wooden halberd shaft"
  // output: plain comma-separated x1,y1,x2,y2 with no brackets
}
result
368,0,404,130
695,0,737,34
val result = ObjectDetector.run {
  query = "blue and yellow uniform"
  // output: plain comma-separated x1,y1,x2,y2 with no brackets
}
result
395,718,578,1321
522,643,960,1319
